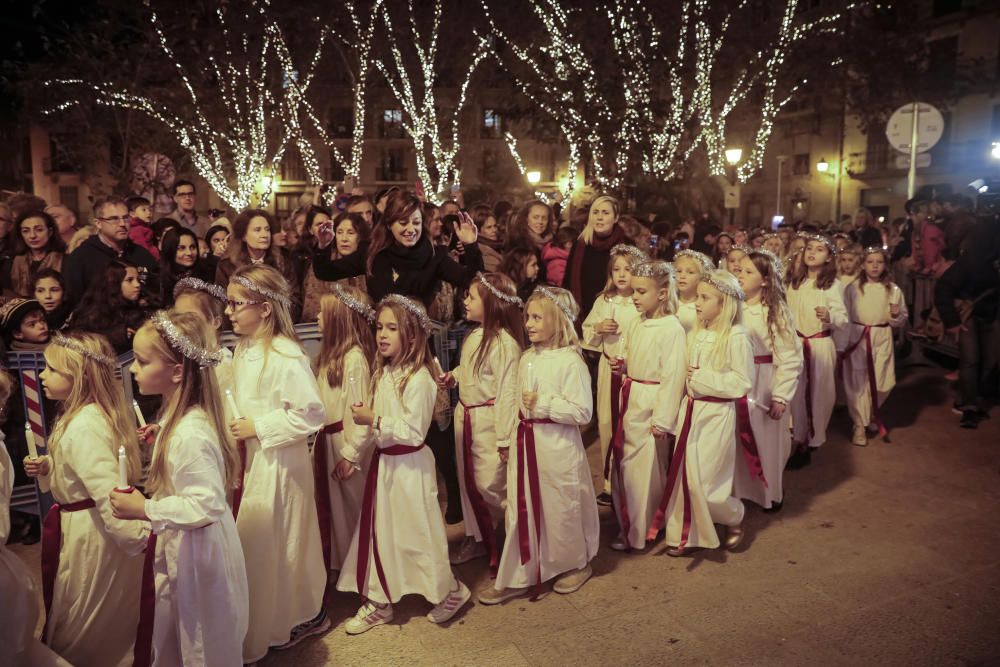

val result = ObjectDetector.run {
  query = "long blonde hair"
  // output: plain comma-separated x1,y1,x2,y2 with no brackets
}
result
138,312,240,495
693,270,744,371
371,297,434,397
318,288,376,388
579,195,620,245
633,260,678,317
525,286,581,350
44,333,142,484
229,264,302,386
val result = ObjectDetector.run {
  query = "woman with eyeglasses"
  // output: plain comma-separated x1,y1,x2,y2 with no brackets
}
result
1,210,65,299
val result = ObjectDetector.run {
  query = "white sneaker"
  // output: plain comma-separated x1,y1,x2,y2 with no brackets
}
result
553,564,592,594
345,601,393,635
610,538,627,551
477,586,531,605
427,581,471,624
450,536,487,565
852,425,868,447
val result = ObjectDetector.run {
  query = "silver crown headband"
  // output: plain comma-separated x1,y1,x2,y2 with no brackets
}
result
51,333,116,368
864,245,889,257
151,311,224,368
609,243,649,264
231,274,293,307
797,232,837,255
532,286,576,324
379,294,433,334
762,232,782,241
728,244,753,256
632,260,676,281
332,283,376,323
173,276,227,302
673,249,714,273
476,272,523,308
749,248,785,278
702,273,746,301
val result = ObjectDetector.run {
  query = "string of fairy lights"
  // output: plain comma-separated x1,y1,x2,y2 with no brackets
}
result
42,0,865,208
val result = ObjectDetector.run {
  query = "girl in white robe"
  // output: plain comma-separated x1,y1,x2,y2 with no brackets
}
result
314,287,375,571
673,250,714,336
337,295,470,634
648,271,753,554
843,248,908,446
481,286,599,604
785,234,848,469
223,265,329,661
24,332,148,667
610,261,686,551
110,311,248,667
581,245,646,500
443,273,525,567
734,250,803,510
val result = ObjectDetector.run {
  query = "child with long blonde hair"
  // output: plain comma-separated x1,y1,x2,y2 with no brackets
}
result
110,310,248,666
224,264,329,660
673,250,714,335
337,294,471,633
23,332,148,667
785,233,847,469
608,261,686,551
481,286,599,604
842,247,907,446
581,244,648,504
172,276,234,410
648,270,753,555
314,285,376,572
439,272,526,568
734,250,803,512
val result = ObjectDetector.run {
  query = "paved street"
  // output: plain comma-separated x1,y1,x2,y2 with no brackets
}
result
11,364,1000,665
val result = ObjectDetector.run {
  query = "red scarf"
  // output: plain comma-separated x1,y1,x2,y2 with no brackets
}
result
566,225,629,312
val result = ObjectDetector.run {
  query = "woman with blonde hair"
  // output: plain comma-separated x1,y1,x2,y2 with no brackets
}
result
562,195,631,327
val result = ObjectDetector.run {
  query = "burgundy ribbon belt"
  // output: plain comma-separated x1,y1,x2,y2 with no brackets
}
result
41,497,96,641
460,398,499,576
314,420,344,571
841,322,891,438
647,395,735,548
609,376,659,549
602,351,624,483
132,532,158,667
753,354,773,364
232,439,246,519
516,412,555,599
357,443,425,601
796,330,831,444
736,397,767,487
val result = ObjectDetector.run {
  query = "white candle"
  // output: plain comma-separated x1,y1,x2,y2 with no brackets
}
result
525,360,536,391
348,375,361,407
432,356,445,378
117,446,129,490
24,421,38,459
132,400,146,427
225,389,241,419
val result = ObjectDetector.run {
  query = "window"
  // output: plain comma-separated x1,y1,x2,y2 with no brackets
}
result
481,109,502,138
327,157,345,182
328,108,354,139
376,148,407,182
275,192,303,222
381,109,405,139
792,153,811,176
280,153,307,182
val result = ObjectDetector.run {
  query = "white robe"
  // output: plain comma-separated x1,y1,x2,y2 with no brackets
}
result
733,303,803,508
231,336,326,662
581,294,642,493
843,282,908,429
661,329,752,550
453,328,521,539
0,439,72,667
676,299,698,335
613,315,686,549
144,408,249,667
336,366,456,605
43,404,148,667
315,346,373,571
493,347,599,590
787,278,848,448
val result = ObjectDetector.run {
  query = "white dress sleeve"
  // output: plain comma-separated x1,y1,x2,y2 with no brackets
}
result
494,334,522,449
770,323,803,405
688,332,754,400
376,371,436,447
533,351,593,426
888,283,908,327
144,429,228,533
581,297,609,349
254,351,327,450
827,281,849,332
652,320,687,434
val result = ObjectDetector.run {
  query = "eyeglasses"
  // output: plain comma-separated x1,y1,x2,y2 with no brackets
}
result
225,299,262,310
99,216,131,224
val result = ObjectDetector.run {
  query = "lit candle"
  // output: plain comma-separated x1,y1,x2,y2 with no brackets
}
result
348,375,361,407
24,421,38,459
432,356,446,378
225,389,242,420
525,360,536,391
132,400,146,427
117,445,129,490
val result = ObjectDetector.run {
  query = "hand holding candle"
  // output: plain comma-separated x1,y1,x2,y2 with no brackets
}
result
116,445,131,491
24,421,51,491
225,389,242,419
432,356,446,379
348,375,362,407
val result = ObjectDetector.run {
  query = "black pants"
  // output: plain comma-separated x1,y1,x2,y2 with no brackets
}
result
957,314,1000,409
426,419,460,513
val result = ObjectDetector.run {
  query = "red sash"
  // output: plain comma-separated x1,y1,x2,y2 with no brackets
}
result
516,412,555,599
232,439,246,519
841,322,891,438
132,532,158,667
460,398,499,575
41,497,96,641
356,443,425,601
647,395,737,548
753,354,773,364
795,330,831,444
609,376,659,549
314,421,344,571
601,351,624,482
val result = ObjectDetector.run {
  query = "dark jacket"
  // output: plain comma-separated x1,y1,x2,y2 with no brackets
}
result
853,225,882,249
62,234,158,305
934,219,1000,328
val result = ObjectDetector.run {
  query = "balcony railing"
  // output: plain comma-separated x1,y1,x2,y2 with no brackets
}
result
846,140,998,178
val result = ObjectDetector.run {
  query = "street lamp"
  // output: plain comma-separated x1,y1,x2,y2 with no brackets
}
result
725,148,743,166
527,171,541,184
816,157,829,173
724,148,742,228
992,142,1000,161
